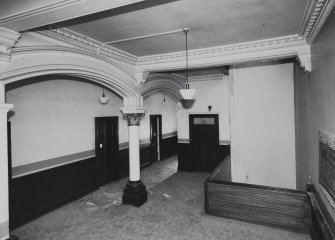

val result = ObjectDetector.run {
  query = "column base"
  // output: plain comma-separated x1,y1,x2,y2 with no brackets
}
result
122,180,147,207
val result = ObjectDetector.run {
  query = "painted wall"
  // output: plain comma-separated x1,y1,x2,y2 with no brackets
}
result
176,76,230,143
230,63,296,189
6,76,127,168
295,8,335,220
141,93,177,141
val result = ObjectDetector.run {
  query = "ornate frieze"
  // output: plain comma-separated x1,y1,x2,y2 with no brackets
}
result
300,0,335,43
38,26,137,65
123,113,145,126
0,27,20,61
137,35,307,65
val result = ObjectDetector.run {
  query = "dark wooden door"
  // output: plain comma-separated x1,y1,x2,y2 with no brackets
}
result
190,114,219,172
95,117,119,185
150,115,162,162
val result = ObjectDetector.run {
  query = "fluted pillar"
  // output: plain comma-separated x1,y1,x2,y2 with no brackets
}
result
121,107,147,207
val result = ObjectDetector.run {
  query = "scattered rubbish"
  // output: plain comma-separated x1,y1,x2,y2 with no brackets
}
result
86,201,97,207
85,201,99,211
102,204,111,209
103,192,114,198
113,199,122,205
148,190,153,194
163,193,171,198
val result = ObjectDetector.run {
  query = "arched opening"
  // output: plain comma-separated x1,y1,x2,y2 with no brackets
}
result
5,74,133,228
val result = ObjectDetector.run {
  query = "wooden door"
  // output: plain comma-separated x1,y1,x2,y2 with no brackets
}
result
150,115,162,162
95,117,119,185
190,114,219,172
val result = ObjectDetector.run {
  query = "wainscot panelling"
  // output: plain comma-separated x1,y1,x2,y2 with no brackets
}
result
308,187,335,240
160,136,177,160
205,169,311,233
177,143,193,172
178,142,230,172
10,138,176,229
10,157,97,228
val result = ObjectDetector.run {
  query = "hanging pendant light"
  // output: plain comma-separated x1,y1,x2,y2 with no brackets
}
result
179,28,196,100
99,87,109,104
162,91,167,106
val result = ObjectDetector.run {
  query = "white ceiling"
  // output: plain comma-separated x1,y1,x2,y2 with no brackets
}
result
61,0,308,56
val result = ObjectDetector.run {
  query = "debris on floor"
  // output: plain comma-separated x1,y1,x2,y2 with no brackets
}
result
163,193,171,198
85,201,99,211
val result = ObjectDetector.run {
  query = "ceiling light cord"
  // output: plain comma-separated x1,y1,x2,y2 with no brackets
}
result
184,28,189,89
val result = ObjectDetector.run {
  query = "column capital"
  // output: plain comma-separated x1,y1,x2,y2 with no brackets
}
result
120,107,146,126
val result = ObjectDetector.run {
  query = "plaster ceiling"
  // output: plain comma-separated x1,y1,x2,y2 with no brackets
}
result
60,0,308,57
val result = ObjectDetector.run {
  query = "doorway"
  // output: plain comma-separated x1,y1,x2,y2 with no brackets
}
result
95,116,119,185
189,114,219,172
150,115,162,162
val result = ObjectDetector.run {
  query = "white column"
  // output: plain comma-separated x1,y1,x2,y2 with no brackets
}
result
0,103,13,240
121,111,145,182
128,125,140,181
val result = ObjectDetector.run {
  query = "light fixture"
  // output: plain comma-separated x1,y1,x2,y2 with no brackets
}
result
162,91,167,106
99,87,109,104
179,28,196,100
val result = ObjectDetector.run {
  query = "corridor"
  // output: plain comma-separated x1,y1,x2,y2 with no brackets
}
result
12,156,310,240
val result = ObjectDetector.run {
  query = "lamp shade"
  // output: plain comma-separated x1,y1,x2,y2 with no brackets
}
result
99,95,109,104
179,89,196,100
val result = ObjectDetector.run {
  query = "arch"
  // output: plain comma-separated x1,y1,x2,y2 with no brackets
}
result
141,75,184,102
1,50,142,106
142,86,181,102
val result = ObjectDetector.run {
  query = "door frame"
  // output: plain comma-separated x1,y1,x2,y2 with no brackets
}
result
94,116,119,184
189,114,219,171
150,114,162,162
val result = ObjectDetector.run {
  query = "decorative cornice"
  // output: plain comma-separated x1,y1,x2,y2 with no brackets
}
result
137,35,307,66
188,74,224,82
0,27,20,61
300,0,335,43
298,52,312,72
37,27,138,65
135,34,311,82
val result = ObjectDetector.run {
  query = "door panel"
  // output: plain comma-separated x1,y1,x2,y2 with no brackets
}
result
150,115,162,162
95,117,118,184
190,114,219,172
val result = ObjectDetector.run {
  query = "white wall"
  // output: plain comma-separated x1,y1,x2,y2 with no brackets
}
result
230,63,296,189
141,93,177,140
6,77,127,167
176,76,230,142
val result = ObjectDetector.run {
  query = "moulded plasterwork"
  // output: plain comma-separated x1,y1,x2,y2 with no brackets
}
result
0,27,20,61
300,0,335,43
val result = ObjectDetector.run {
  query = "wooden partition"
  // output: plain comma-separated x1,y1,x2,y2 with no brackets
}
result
205,157,311,233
